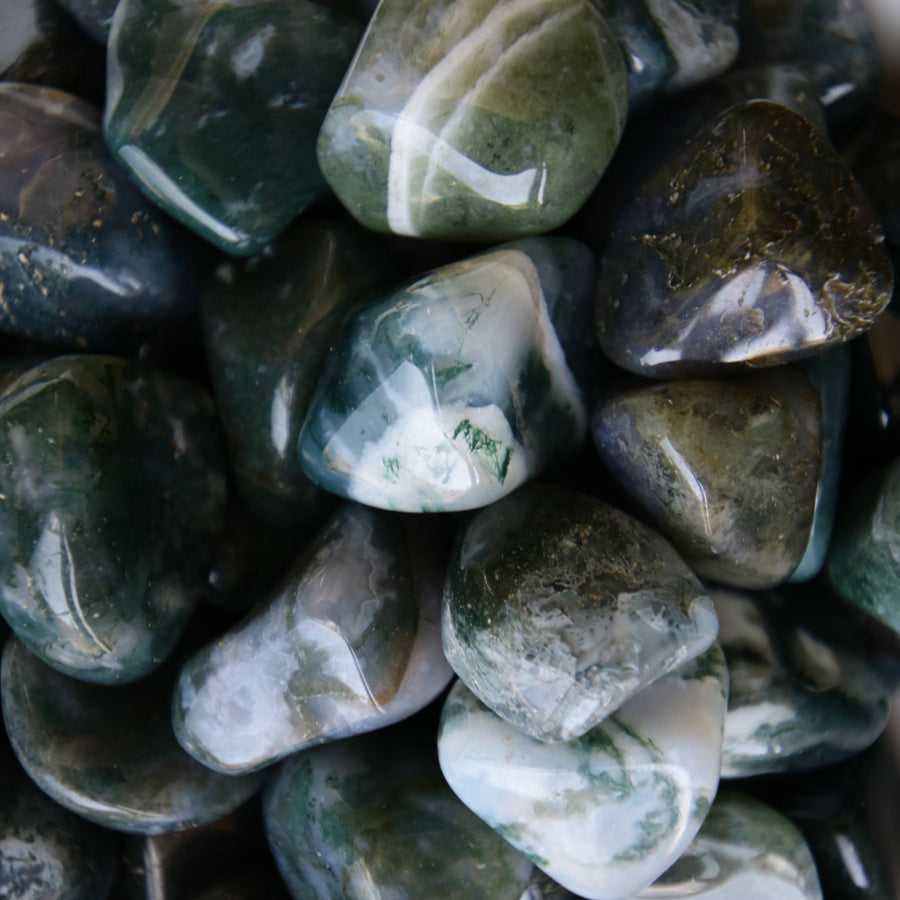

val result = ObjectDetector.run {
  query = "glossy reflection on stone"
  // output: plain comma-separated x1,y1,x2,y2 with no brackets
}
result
715,588,889,777
299,239,592,512
173,504,453,774
202,220,393,522
438,646,728,900
317,0,628,241
442,484,718,742
105,0,363,255
596,100,893,379
0,355,226,684
0,84,201,351
1,638,265,834
593,370,821,588
263,731,535,899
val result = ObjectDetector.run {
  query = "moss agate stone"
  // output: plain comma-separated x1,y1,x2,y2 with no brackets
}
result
828,458,900,636
173,504,452,774
317,0,628,241
202,221,392,523
442,485,717,742
104,0,363,255
0,84,200,351
596,100,893,379
1,638,264,834
715,589,889,777
438,646,728,900
263,733,534,900
593,0,739,112
641,791,822,899
0,355,226,684
592,371,821,588
299,239,591,512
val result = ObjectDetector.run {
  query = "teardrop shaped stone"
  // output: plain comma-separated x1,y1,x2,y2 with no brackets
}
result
596,100,893,379
592,370,821,588
317,0,628,241
173,504,452,774
1,638,264,834
263,731,535,899
299,238,591,512
0,355,226,684
442,484,718,742
438,645,728,900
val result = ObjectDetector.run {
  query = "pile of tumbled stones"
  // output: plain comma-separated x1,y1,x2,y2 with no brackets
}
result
1,0,899,897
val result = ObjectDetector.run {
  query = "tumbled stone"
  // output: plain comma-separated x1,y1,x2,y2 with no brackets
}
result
263,731,535,899
173,504,452,774
593,0,739,112
641,791,822,899
0,739,117,900
438,646,728,900
202,220,392,522
442,484,717,742
715,588,889,777
592,370,821,588
0,355,226,684
737,0,881,121
1,638,264,834
317,0,628,241
104,0,363,255
596,100,893,379
0,84,201,351
828,457,900,636
299,239,592,512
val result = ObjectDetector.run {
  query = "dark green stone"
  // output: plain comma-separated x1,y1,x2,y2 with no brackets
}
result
828,458,900,636
592,370,821,588
202,220,393,523
0,737,117,900
262,731,534,900
0,84,203,351
597,100,893,378
0,355,226,684
104,0,363,255
1,638,265,834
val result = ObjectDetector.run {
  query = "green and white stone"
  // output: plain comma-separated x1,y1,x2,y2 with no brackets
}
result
438,646,729,900
173,504,452,774
638,791,822,899
715,588,889,777
442,485,718,742
317,0,628,241
299,239,591,512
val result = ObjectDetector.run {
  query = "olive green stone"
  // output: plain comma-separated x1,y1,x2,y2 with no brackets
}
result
317,0,628,241
592,370,821,588
597,100,893,378
0,355,226,683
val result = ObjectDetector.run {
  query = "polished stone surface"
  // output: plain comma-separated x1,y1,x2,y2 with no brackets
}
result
0,84,202,351
593,0,739,112
264,731,535,899
442,484,717,742
638,791,822,899
0,355,226,684
592,371,821,588
299,239,592,512
105,0,363,255
438,646,728,900
597,100,893,378
173,504,452,774
202,220,392,522
1,638,265,834
317,0,628,240
715,588,889,777
0,739,117,900
828,458,900,636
